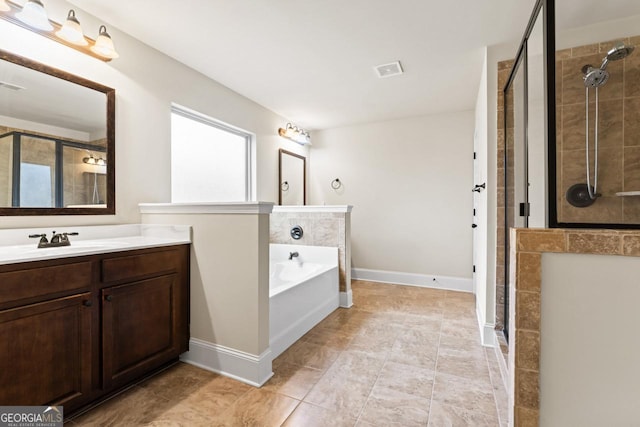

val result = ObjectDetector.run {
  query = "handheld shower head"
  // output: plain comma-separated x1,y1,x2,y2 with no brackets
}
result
606,43,634,61
600,42,635,70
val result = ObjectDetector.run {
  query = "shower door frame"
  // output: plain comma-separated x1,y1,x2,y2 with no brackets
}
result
501,0,555,341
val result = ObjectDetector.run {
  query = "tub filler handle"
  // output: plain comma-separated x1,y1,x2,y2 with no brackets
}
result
289,251,299,260
290,225,304,240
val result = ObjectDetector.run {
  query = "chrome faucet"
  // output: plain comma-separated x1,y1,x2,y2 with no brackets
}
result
29,231,79,248
289,251,299,260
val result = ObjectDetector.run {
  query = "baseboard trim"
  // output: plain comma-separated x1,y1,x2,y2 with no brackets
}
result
181,338,272,387
340,290,353,308
351,268,473,293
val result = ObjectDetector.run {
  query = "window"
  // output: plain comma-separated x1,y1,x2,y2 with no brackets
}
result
171,106,254,202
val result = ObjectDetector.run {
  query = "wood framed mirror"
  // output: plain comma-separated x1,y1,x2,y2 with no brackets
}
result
0,49,115,215
278,149,306,205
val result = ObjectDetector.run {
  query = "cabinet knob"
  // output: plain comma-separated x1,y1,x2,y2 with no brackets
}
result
83,300,92,307
105,295,113,302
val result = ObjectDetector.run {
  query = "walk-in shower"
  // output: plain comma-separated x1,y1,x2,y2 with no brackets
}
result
566,42,635,207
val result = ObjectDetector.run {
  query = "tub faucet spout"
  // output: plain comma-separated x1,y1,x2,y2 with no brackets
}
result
289,251,299,260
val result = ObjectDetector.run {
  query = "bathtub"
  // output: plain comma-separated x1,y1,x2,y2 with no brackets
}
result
269,244,339,359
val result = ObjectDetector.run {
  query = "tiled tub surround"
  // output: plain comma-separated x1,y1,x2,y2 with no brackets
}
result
270,205,353,307
556,35,640,224
0,223,191,264
508,228,640,426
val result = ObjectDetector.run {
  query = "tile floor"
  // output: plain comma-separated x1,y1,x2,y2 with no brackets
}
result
68,280,508,426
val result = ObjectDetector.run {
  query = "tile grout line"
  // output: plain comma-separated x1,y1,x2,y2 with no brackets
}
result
484,347,507,427
352,317,398,426
426,295,446,426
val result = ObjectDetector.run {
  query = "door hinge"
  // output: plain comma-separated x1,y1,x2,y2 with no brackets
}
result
473,152,477,160
473,208,476,216
519,202,530,217
473,265,476,273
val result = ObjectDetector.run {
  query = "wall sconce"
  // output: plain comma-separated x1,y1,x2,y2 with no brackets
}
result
278,123,311,145
0,1,119,61
83,153,106,166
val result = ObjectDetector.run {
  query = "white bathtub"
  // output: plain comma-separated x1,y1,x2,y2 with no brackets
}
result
269,244,339,359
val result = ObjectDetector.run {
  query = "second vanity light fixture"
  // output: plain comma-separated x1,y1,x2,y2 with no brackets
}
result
83,153,107,166
0,0,119,61
278,123,311,145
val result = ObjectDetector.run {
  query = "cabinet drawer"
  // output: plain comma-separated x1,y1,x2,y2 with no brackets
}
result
101,249,180,283
0,261,92,307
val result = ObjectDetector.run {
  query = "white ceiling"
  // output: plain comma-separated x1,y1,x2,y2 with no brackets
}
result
67,0,640,130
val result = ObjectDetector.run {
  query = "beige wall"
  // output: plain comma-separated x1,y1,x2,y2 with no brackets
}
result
309,112,474,279
0,0,308,229
141,212,270,356
540,252,640,425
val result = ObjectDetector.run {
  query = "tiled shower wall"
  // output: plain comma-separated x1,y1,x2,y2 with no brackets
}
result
496,59,515,331
270,210,351,293
557,35,640,224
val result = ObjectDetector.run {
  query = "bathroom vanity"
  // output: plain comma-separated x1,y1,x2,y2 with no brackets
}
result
0,225,190,415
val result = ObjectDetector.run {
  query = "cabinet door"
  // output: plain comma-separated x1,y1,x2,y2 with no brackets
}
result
0,293,92,409
102,274,180,388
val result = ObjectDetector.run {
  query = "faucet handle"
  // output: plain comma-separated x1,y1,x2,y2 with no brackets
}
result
28,233,47,239
66,232,79,236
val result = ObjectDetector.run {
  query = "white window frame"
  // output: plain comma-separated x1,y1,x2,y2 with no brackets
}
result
170,104,255,202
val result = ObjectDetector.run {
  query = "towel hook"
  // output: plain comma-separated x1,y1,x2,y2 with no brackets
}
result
331,178,342,190
281,181,289,191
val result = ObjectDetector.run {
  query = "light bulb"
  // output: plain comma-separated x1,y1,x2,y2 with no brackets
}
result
15,0,53,31
90,25,119,59
56,10,87,46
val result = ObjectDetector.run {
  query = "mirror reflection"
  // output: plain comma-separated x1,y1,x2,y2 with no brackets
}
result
278,149,306,205
0,49,114,214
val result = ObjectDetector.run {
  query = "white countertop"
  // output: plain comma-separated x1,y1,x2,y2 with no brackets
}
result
0,224,191,265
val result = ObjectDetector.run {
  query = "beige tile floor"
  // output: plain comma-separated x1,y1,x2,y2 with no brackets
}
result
69,280,508,426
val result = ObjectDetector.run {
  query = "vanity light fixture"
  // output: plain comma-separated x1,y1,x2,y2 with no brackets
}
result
15,0,52,31
56,9,87,46
83,154,106,166
278,123,311,145
0,2,119,61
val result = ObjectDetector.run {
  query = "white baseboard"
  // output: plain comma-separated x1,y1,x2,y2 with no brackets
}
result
340,290,353,308
351,268,473,293
476,305,497,347
181,338,273,387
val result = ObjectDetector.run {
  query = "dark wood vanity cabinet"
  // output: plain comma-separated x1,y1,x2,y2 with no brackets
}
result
0,293,93,407
0,244,189,414
102,275,183,389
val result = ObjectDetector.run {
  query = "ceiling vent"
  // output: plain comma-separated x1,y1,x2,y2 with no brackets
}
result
0,81,25,91
374,61,404,78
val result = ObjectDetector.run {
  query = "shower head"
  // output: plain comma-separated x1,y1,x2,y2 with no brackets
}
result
583,66,609,88
600,42,635,70
606,43,635,61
